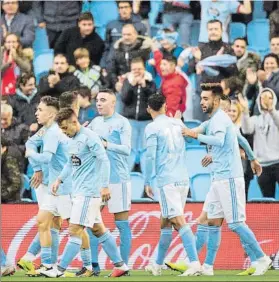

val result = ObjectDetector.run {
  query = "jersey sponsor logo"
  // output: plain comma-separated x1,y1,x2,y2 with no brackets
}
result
71,155,81,166
36,128,46,137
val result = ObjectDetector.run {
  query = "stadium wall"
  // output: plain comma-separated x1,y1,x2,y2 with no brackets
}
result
2,203,279,270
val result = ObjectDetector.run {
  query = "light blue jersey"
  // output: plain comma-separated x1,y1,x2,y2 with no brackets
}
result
88,113,131,184
59,127,110,197
198,109,243,181
145,115,189,188
26,122,71,195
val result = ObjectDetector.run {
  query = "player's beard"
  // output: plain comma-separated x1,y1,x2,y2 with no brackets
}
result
202,103,214,114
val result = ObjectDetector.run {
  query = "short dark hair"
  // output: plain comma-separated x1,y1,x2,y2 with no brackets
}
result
40,96,59,111
117,1,132,8
261,53,279,70
54,53,69,64
148,94,166,111
233,37,247,45
131,57,145,66
59,91,78,109
201,84,224,98
55,108,76,126
207,19,223,29
163,54,177,65
78,86,91,100
221,76,243,93
78,12,94,22
97,88,116,96
16,72,35,88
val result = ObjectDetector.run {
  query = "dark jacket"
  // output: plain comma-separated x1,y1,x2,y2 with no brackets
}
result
109,36,152,88
263,70,279,104
164,1,192,13
102,14,147,66
1,145,22,203
32,1,82,32
121,72,155,121
7,89,41,126
270,9,279,38
38,70,80,98
0,12,35,47
54,26,104,66
1,118,29,156
199,39,238,83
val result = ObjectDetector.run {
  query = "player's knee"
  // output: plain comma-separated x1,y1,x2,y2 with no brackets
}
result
228,222,245,232
91,223,106,237
68,224,84,238
170,216,186,230
52,216,62,230
37,212,52,231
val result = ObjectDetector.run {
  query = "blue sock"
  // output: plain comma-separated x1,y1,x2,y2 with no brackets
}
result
99,230,122,264
81,248,92,270
59,236,82,270
155,228,172,265
229,222,264,260
87,228,99,268
41,246,52,266
204,226,221,266
178,225,199,262
240,237,257,264
27,233,41,256
196,224,209,253
50,228,59,264
115,220,132,265
1,249,7,266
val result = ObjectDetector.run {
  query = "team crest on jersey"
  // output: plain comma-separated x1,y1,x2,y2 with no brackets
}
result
36,128,46,137
76,141,84,152
71,155,81,166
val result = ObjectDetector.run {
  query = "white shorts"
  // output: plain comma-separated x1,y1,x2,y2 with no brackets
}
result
158,181,189,219
35,184,49,207
205,177,246,224
40,194,72,219
107,182,131,214
70,196,102,228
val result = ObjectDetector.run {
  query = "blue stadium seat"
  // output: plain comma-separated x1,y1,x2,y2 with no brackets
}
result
33,27,49,54
96,26,106,40
33,49,54,82
130,172,145,199
249,197,276,202
253,0,267,19
276,183,279,200
190,20,200,46
186,145,209,177
132,198,154,203
149,0,163,27
229,22,246,43
184,119,201,129
190,173,211,201
20,174,34,202
247,19,269,50
248,175,263,201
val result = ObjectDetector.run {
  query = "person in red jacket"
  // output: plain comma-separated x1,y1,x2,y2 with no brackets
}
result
152,41,188,117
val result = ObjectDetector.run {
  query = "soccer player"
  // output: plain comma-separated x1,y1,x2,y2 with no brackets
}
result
181,86,272,276
88,89,132,267
144,94,201,276
21,97,72,275
41,108,129,278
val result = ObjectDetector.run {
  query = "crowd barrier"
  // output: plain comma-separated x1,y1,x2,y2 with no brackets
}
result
2,203,279,270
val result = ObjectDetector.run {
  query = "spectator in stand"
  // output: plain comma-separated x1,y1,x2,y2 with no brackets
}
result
102,0,147,66
263,0,278,17
108,24,152,92
162,0,194,47
0,0,35,48
232,37,261,84
1,33,32,96
199,0,251,43
240,88,279,198
38,54,80,98
54,12,104,66
152,41,188,117
147,27,188,88
121,57,156,171
133,0,151,35
270,36,279,57
6,73,40,134
221,76,244,101
73,48,106,96
1,103,29,157
32,1,82,48
1,135,22,203
269,8,279,39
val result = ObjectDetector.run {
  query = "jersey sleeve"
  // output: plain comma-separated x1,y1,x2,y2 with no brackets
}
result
43,129,59,154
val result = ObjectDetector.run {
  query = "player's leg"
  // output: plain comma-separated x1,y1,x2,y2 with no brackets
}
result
86,228,100,274
50,216,62,266
1,248,15,276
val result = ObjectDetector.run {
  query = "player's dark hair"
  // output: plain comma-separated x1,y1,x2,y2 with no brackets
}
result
40,96,59,111
163,54,177,65
148,93,166,111
116,1,132,8
97,88,116,96
207,19,223,29
77,86,91,100
78,12,94,22
55,108,76,126
59,91,78,108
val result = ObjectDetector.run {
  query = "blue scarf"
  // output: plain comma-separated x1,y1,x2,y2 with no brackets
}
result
15,88,37,104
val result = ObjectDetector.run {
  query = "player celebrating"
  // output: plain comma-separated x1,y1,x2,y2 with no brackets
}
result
88,89,132,267
144,94,201,276
41,108,129,278
182,86,272,276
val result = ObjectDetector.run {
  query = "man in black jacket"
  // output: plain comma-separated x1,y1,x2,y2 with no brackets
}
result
54,12,104,66
121,57,155,171
38,54,80,98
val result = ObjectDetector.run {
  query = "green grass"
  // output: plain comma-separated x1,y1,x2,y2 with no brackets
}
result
2,270,279,281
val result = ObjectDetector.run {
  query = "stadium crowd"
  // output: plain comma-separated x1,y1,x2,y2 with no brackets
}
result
1,0,279,203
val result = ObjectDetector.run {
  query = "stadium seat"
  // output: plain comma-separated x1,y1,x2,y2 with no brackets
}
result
186,145,209,177
20,174,35,202
96,26,106,40
190,173,211,201
33,49,54,82
276,183,279,201
184,119,201,129
149,0,163,27
130,172,145,199
248,175,263,201
247,46,270,60
132,198,154,203
247,19,269,50
229,22,246,43
190,20,200,47
253,0,267,19
249,197,276,202
33,27,49,54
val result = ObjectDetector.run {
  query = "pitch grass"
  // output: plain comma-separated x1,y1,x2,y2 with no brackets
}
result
2,270,279,282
